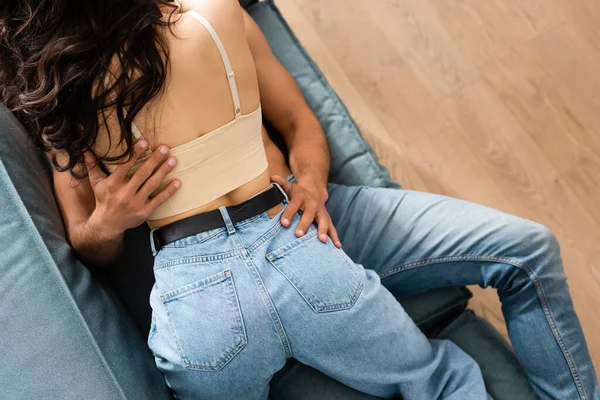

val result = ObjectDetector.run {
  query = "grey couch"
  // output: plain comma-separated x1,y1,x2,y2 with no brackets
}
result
0,1,538,399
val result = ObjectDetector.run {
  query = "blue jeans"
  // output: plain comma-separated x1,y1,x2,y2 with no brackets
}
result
323,179,598,400
147,176,598,400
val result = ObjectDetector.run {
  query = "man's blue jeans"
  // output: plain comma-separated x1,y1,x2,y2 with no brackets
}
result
147,176,598,400
323,178,599,400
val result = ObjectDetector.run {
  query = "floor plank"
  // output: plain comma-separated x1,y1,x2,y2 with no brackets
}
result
483,43,600,226
364,0,481,99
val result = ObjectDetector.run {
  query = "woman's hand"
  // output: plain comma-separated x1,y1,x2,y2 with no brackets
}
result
83,140,180,237
271,175,342,248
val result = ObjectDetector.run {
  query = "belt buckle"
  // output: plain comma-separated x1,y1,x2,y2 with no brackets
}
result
271,181,289,203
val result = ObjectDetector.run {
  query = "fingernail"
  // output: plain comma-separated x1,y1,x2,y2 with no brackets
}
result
160,146,168,155
319,233,327,241
297,229,304,236
168,157,176,167
139,140,148,149
282,218,289,226
336,241,342,248
174,180,181,189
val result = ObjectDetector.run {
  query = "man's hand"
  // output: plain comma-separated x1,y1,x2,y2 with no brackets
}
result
244,12,337,246
272,175,342,248
83,140,181,237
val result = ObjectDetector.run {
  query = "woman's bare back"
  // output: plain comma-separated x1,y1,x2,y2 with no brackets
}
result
95,0,273,228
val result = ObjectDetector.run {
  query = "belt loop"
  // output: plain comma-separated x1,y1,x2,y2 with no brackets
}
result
272,182,289,204
284,173,297,184
218,206,236,235
149,228,159,256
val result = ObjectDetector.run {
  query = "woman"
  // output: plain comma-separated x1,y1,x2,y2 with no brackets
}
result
1,1,597,399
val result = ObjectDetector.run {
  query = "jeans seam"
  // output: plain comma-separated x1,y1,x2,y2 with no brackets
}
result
380,254,586,400
246,219,284,255
155,251,241,270
161,228,226,249
235,212,267,227
231,232,294,359
266,229,319,260
160,270,247,372
161,270,231,303
267,257,363,313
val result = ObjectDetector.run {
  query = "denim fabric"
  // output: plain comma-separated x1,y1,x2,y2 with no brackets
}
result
147,183,489,400
322,179,599,400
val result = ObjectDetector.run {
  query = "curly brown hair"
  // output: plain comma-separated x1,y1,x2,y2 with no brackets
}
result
0,0,178,176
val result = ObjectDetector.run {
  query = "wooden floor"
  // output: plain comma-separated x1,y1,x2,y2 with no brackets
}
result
277,0,600,378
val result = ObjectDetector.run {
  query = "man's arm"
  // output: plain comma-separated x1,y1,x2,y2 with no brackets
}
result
50,141,180,268
243,11,341,247
50,152,125,268
242,11,330,198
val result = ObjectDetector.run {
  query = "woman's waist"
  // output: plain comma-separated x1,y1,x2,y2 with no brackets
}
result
147,168,274,229
144,128,269,224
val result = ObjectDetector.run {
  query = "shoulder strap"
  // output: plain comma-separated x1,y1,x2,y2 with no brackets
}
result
188,10,242,119
121,110,152,156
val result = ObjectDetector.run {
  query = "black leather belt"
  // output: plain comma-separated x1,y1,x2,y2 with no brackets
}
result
151,183,287,254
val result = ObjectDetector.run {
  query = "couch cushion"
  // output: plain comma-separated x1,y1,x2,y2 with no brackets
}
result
0,107,172,399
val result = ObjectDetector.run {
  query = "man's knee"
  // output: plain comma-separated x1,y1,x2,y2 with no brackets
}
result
525,221,561,260
506,219,564,278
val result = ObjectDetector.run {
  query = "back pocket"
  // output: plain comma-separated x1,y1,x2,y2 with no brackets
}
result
160,269,247,371
266,230,363,313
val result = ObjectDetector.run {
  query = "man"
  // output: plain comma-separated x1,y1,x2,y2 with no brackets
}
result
49,9,598,400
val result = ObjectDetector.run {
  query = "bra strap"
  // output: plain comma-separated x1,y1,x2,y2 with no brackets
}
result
188,10,242,119
123,110,152,155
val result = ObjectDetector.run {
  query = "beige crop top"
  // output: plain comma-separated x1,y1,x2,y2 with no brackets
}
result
102,10,268,221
